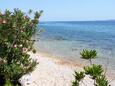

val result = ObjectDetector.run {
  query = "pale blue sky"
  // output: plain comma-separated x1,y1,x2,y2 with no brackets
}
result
0,0,115,21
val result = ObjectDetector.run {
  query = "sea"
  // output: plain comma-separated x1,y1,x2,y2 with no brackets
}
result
34,21,115,72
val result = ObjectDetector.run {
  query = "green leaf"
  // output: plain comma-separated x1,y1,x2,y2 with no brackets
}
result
84,64,103,79
80,49,97,60
95,75,110,86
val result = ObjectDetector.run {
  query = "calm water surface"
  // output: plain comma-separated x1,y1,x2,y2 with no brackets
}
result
35,21,115,71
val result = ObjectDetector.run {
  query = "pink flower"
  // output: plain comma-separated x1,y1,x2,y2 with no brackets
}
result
2,20,7,24
13,44,17,48
22,48,28,53
20,29,24,33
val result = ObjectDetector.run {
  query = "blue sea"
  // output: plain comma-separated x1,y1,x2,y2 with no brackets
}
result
35,21,115,72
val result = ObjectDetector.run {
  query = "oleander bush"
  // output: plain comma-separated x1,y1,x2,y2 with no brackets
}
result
0,9,43,86
72,49,111,86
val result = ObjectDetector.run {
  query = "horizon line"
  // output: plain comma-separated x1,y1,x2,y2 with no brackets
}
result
40,19,115,22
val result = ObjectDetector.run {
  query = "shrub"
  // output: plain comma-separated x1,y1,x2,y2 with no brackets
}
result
80,49,97,65
0,9,43,85
72,71,85,86
84,64,103,79
95,75,110,86
72,80,79,86
72,49,111,86
73,71,85,81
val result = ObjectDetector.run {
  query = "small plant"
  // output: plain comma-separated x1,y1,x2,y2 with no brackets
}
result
80,49,97,65
72,80,79,86
84,64,103,79
95,75,110,86
72,71,85,86
72,49,111,86
74,71,85,81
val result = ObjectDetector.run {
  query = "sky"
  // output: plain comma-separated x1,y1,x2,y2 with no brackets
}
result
0,0,115,21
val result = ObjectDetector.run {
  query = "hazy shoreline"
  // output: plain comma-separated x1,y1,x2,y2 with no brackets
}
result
36,50,85,67
38,50,115,78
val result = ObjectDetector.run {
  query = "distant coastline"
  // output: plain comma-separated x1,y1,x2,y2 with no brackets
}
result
40,19,115,23
40,20,115,26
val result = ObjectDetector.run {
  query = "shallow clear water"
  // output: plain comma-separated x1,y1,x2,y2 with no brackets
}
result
35,21,115,71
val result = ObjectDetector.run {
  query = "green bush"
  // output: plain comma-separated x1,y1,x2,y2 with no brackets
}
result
0,9,43,85
84,64,103,79
72,80,79,86
73,71,85,81
72,71,85,86
95,75,110,86
80,49,97,65
72,49,111,86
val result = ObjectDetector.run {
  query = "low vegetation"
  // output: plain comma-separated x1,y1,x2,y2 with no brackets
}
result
80,49,97,65
72,49,111,86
